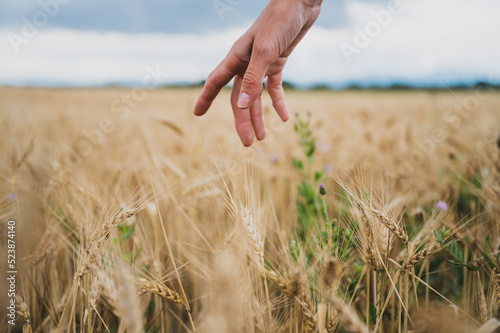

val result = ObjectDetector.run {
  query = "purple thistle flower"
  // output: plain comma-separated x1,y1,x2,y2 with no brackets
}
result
8,193,17,201
319,183,326,196
435,201,448,211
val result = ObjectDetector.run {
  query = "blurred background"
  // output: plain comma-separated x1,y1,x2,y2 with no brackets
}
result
1,0,499,88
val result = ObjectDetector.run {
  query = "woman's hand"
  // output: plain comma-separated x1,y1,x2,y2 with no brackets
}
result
193,0,322,146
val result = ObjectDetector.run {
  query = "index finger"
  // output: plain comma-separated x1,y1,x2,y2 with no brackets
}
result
193,56,239,116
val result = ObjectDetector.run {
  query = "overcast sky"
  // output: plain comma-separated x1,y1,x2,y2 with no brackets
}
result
1,0,499,87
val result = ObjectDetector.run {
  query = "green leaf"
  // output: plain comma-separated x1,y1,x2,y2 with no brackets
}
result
321,231,328,243
465,264,481,271
434,229,443,243
473,173,483,189
483,237,497,269
123,219,136,241
369,303,378,325
449,241,463,262
292,158,304,170
298,182,315,202
306,142,315,158
289,240,301,263
145,298,155,316
449,259,480,271
133,247,143,263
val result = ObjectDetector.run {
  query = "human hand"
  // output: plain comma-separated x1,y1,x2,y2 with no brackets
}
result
193,0,322,146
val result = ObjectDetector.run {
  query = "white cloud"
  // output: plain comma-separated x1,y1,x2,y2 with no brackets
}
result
1,0,499,87
286,0,500,85
0,28,246,86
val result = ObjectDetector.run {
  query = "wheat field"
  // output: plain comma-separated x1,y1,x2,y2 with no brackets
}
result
1,86,500,332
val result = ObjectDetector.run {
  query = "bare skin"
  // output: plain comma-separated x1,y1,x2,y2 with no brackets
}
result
193,0,323,146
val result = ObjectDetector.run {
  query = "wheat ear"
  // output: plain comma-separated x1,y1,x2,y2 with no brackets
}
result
321,257,341,290
326,308,339,333
494,267,500,315
136,278,183,304
266,269,317,332
325,295,369,333
369,208,409,244
239,206,265,274
360,213,382,271
476,273,489,323
15,295,32,333
78,207,140,278
401,242,441,271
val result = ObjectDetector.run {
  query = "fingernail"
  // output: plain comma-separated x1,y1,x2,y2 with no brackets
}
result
237,92,250,108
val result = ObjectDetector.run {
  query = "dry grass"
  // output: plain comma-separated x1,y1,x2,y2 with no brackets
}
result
1,86,500,332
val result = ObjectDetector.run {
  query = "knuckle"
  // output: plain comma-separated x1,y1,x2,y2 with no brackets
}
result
242,72,262,90
206,71,219,87
253,42,274,60
235,118,249,129
270,82,283,91
207,70,216,81
271,99,282,109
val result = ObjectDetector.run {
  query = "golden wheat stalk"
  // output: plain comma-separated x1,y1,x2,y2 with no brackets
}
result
401,242,441,270
325,295,369,333
369,207,409,244
332,178,408,244
266,269,287,293
494,267,500,315
321,257,342,333
266,269,317,332
95,268,142,333
317,303,327,333
77,207,140,278
239,206,265,274
321,257,341,290
476,273,489,323
360,213,382,271
136,278,183,304
15,295,32,333
31,227,59,265
14,138,34,171
326,308,339,333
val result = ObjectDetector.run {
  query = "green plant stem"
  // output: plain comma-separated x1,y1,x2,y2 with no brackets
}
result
366,269,370,329
321,197,329,223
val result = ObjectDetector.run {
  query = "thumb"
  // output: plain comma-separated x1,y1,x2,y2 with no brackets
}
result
237,47,273,109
